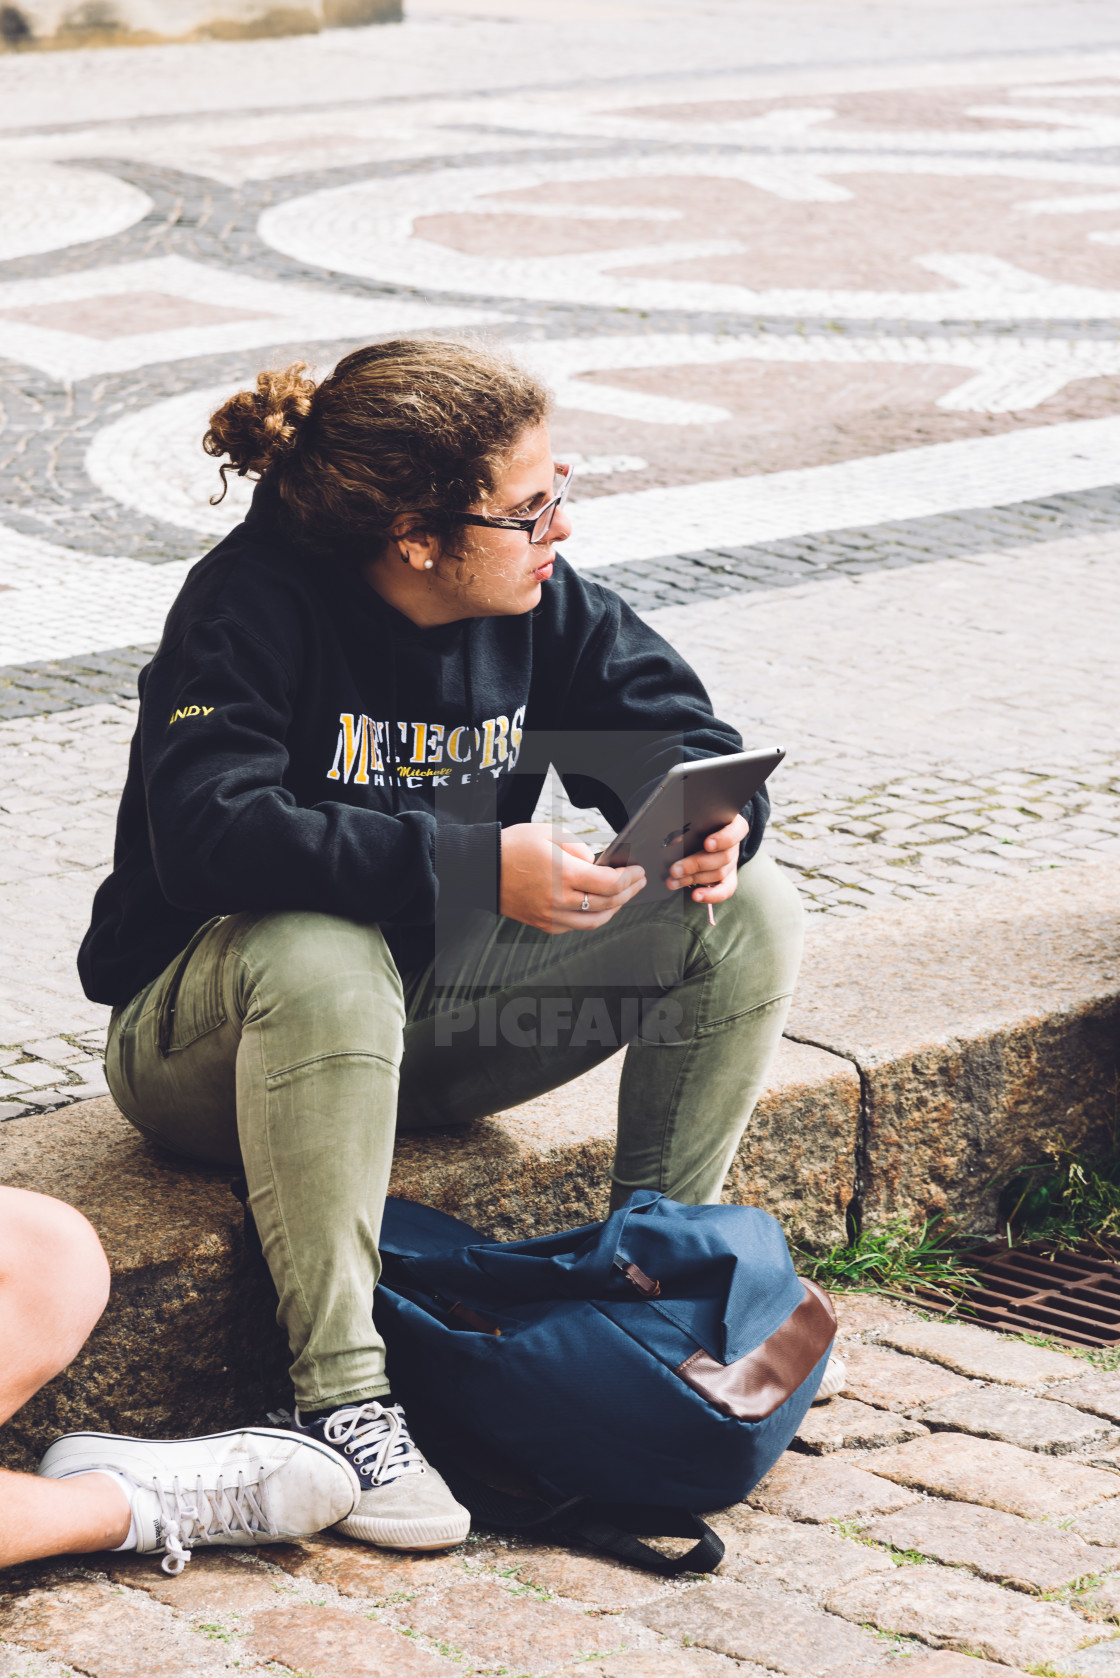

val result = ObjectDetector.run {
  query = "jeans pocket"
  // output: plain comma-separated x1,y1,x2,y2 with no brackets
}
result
157,916,229,1056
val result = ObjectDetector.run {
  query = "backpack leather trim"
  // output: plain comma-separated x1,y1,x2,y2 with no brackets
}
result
674,1279,837,1420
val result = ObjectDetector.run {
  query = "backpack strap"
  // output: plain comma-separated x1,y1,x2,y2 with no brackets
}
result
433,1460,584,1533
434,1456,725,1577
561,1508,725,1577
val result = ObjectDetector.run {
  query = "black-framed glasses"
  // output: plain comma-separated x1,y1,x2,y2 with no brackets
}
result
457,462,574,547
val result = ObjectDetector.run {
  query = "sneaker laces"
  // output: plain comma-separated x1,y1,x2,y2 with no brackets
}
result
152,1469,278,1575
321,1402,425,1487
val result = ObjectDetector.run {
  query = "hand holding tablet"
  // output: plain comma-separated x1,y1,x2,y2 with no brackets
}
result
597,747,785,902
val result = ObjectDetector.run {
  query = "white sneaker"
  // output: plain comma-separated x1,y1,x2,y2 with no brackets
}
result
812,1351,847,1403
295,1401,471,1551
38,1427,360,1574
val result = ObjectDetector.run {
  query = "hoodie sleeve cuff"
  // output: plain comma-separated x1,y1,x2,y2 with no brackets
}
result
434,821,502,917
738,790,769,866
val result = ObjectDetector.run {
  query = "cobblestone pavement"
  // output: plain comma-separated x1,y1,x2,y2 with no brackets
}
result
2,0,1120,1098
10,1300,1120,1677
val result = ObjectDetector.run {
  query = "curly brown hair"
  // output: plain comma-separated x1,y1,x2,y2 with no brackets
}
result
203,338,552,552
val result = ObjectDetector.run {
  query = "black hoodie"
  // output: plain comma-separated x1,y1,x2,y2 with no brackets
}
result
79,490,768,1007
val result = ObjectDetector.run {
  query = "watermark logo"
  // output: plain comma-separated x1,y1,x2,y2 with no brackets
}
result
434,994,684,1048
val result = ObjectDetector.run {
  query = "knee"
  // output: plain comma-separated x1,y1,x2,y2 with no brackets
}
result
726,854,804,961
242,912,402,995
236,912,406,1045
690,854,804,1009
0,1189,110,1371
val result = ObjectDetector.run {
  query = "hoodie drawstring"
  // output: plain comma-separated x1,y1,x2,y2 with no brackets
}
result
386,620,477,815
387,632,400,815
464,621,477,819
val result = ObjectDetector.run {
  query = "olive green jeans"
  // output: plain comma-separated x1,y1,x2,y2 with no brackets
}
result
105,852,803,1412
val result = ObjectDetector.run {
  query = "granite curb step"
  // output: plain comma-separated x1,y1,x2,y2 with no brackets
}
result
1,0,400,55
0,859,1116,1471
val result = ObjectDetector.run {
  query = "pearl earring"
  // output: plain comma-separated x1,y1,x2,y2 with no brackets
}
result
423,559,434,570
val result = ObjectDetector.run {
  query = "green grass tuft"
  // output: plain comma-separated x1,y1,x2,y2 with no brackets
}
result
1000,1131,1120,1248
796,1215,979,1298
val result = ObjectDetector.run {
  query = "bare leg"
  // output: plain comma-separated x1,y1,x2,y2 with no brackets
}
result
0,1469,129,1564
0,1187,129,1565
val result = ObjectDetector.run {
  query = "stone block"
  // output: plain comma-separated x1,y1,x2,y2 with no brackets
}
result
0,0,401,53
863,1434,1120,1519
1056,1444,1120,1475
832,1296,923,1338
826,1567,1111,1667
1075,1506,1120,1548
268,1536,464,1602
864,1501,1120,1592
248,1604,457,1678
392,1578,612,1672
387,1054,619,1241
846,1658,1034,1678
796,1396,928,1453
919,1387,1115,1454
0,1580,223,1678
553,1652,744,1678
392,1037,859,1248
20,1038,82,1062
1084,1576,1120,1623
838,1343,973,1412
103,1549,288,1614
491,1544,671,1610
746,1453,920,1522
1058,1374,1120,1426
790,863,1120,1231
710,1508,894,1601
1054,1642,1120,1677
725,1038,861,1248
636,1578,886,1672
876,1319,1085,1387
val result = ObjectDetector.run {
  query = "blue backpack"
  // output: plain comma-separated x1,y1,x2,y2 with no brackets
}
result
375,1190,836,1574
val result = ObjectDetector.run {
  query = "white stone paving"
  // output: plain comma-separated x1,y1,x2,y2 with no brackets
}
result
3,6,1115,135
256,152,1120,322
0,103,598,184
0,256,497,382
0,702,132,1113
650,529,1120,907
515,333,1120,422
0,529,194,668
564,418,1120,570
0,161,151,263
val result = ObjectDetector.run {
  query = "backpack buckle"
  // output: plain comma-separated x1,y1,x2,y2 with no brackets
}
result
617,1260,661,1298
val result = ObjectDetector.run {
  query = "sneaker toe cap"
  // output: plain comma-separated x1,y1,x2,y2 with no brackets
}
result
265,1436,363,1533
334,1467,470,1551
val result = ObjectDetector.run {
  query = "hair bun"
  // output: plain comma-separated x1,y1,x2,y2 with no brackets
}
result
204,363,317,503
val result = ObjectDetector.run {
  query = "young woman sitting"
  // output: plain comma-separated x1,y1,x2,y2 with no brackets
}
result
77,339,804,1556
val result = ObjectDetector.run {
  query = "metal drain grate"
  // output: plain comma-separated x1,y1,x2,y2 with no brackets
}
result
919,1241,1120,1349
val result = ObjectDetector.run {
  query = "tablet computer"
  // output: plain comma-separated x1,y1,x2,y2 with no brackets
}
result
596,746,784,899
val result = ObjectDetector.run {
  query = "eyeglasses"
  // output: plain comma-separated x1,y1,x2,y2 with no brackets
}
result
457,462,574,547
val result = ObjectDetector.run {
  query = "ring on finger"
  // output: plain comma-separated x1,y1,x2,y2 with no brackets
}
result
580,894,590,912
